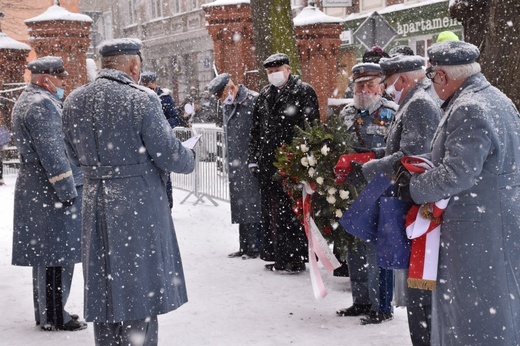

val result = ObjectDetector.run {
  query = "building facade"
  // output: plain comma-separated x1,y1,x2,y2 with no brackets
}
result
80,0,215,105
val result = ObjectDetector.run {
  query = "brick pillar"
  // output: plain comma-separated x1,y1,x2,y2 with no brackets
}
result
294,6,343,122
0,33,31,130
203,2,258,91
25,4,92,96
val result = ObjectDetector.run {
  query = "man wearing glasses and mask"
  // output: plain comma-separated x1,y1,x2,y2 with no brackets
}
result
395,40,520,345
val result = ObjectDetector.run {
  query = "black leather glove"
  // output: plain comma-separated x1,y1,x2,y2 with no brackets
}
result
61,198,76,208
394,160,413,202
249,165,259,178
346,161,367,189
351,146,372,153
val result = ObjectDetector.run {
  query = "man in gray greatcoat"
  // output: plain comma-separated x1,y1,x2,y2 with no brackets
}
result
396,40,520,345
208,73,262,259
361,53,441,345
11,56,86,331
62,38,195,345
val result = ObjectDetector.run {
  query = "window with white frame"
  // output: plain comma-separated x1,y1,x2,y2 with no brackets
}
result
408,35,434,59
150,0,163,18
103,12,113,40
360,0,385,12
171,0,182,14
128,0,138,25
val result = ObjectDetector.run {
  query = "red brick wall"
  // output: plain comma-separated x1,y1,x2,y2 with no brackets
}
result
26,20,92,96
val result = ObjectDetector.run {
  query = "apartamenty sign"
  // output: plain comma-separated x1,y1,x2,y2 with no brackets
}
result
323,0,353,7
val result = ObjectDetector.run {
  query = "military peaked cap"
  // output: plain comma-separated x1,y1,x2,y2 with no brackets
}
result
27,56,68,77
428,41,480,66
98,38,142,57
140,71,157,84
351,63,382,83
208,73,230,96
379,55,425,81
263,53,290,68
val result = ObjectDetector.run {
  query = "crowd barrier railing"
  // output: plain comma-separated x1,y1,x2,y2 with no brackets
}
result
172,125,229,205
2,127,231,207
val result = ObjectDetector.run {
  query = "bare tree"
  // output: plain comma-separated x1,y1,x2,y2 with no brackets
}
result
450,0,520,108
250,0,301,87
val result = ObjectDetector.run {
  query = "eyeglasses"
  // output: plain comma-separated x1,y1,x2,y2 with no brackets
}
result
137,51,143,63
425,67,437,80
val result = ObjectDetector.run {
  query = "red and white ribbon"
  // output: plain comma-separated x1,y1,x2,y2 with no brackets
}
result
302,182,342,299
402,156,450,291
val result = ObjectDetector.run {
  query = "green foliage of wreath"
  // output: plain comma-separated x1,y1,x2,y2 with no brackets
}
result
273,117,361,246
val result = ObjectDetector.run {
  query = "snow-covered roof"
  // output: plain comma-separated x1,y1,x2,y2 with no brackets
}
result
0,33,31,51
294,5,344,26
25,5,93,23
202,0,250,8
344,0,447,21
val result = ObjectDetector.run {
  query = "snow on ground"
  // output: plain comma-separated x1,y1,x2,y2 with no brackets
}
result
0,174,412,345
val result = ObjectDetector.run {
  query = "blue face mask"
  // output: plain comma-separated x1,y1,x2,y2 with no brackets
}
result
54,87,65,100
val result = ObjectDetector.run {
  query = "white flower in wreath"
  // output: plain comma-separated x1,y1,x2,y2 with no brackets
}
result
308,167,316,177
327,195,336,204
300,157,309,167
300,144,309,153
307,155,317,167
320,145,330,156
316,177,324,185
331,221,339,229
327,187,337,195
335,209,343,218
339,189,350,200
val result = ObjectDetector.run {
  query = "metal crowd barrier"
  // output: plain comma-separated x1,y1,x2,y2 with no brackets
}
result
2,127,231,207
172,125,230,205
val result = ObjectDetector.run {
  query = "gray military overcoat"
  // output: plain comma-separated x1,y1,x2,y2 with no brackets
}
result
222,85,261,224
62,69,195,323
362,78,441,182
362,78,441,310
410,73,520,345
11,84,82,267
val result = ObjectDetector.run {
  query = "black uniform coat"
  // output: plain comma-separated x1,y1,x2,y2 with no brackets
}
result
248,74,319,180
248,74,319,262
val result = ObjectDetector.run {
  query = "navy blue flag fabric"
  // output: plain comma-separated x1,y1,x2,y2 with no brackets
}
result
339,173,411,269
339,173,393,243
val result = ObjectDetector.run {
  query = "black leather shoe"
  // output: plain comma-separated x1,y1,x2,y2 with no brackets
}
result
333,262,349,277
360,311,393,325
284,262,306,273
228,251,243,258
57,319,88,331
264,263,284,271
336,304,371,317
241,253,259,260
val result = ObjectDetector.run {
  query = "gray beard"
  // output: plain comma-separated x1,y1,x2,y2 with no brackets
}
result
354,93,381,111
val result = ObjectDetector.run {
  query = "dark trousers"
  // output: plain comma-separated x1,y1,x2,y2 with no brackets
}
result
259,180,307,264
94,316,158,346
33,265,75,328
407,288,432,345
378,267,394,314
166,175,173,209
239,222,261,256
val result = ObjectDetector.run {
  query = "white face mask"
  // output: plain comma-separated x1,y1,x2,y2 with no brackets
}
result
223,91,235,105
268,71,287,88
385,76,403,104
